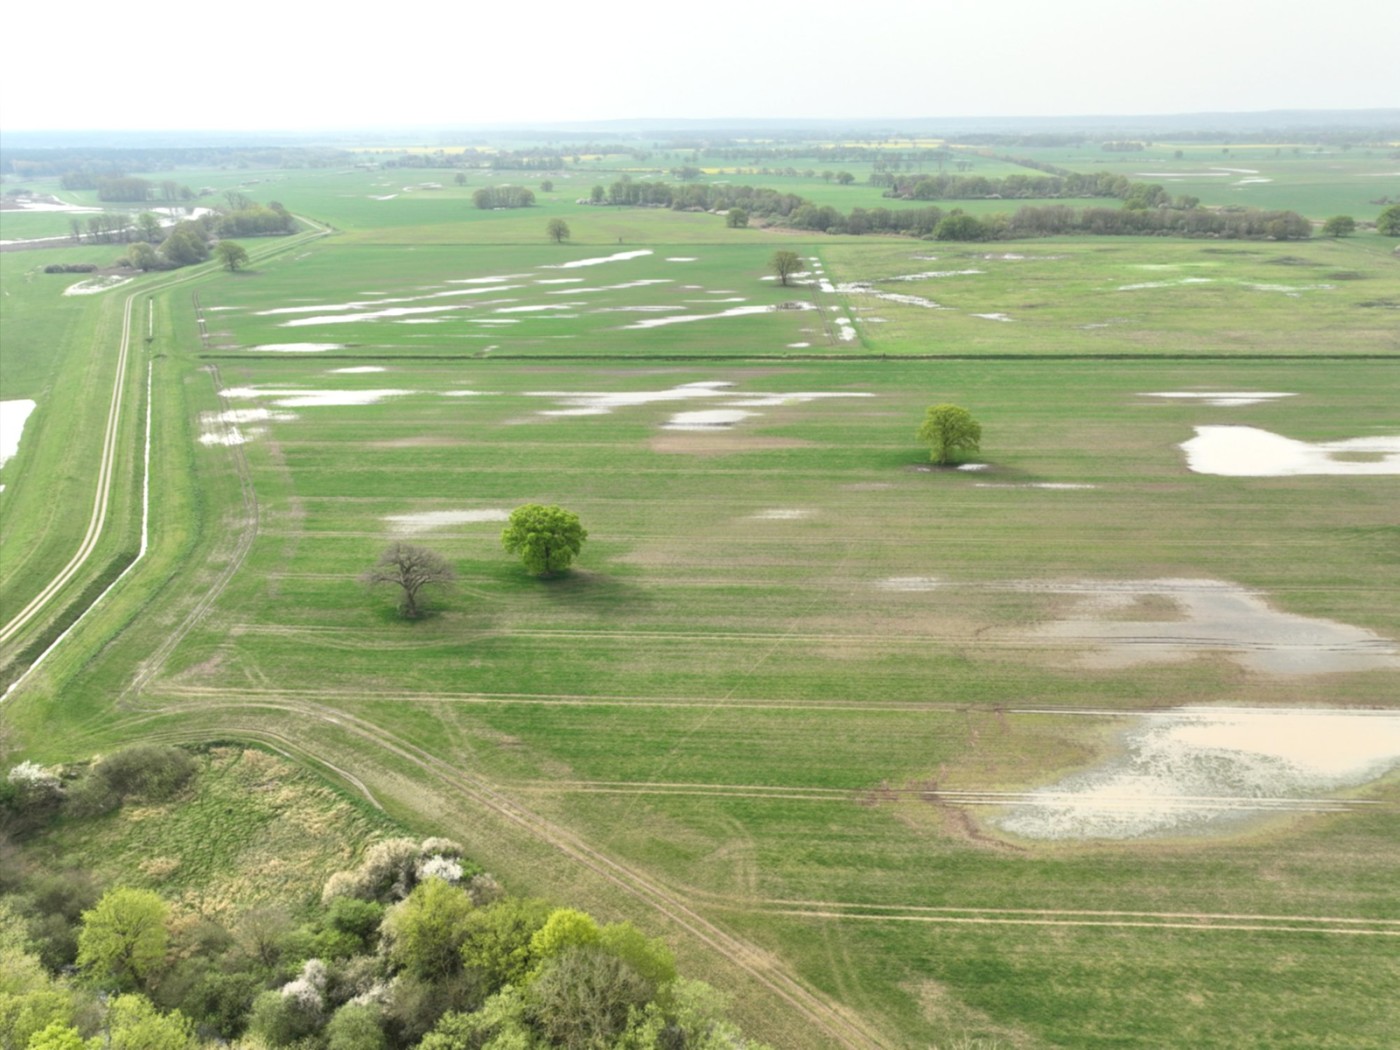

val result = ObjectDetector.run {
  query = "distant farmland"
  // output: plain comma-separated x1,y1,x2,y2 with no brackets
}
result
2,137,1398,1049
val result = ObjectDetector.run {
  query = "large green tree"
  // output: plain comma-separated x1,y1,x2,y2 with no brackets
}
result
1321,215,1356,238
501,506,587,577
76,890,168,990
1378,204,1400,236
918,404,982,466
214,241,249,271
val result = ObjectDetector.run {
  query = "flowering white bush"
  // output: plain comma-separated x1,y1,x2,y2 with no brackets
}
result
280,958,327,1012
7,761,62,792
416,854,463,883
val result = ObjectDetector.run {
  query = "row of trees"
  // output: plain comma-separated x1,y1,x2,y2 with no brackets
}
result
471,186,536,209
880,170,1167,202
1,747,770,1050
584,178,808,219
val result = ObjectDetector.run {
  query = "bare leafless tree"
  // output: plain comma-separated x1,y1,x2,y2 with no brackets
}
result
361,544,455,619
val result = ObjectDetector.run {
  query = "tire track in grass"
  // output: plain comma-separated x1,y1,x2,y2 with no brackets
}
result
676,888,1400,937
122,361,261,702
124,694,889,1050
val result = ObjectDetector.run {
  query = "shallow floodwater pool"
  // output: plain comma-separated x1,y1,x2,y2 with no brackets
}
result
995,707,1400,840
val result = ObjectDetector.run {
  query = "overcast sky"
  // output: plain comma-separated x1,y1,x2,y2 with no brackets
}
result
3,0,1397,132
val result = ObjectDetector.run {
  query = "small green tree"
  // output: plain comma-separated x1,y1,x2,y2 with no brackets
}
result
546,218,570,243
726,208,749,228
1321,215,1356,238
770,250,802,286
77,889,169,991
501,505,587,577
361,544,455,619
918,404,982,466
214,241,249,271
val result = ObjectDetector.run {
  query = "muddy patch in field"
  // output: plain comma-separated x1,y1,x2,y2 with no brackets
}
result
663,409,753,431
648,433,814,456
1181,426,1400,475
1027,578,1400,675
196,407,297,447
748,508,813,520
995,706,1400,840
385,509,510,535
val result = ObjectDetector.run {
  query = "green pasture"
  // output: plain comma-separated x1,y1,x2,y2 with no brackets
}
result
20,343,1397,1045
188,234,1400,360
0,209,93,241
3,150,1399,1049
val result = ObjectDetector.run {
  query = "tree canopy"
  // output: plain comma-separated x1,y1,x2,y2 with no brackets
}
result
76,889,168,990
1321,215,1356,238
770,250,802,286
214,241,249,271
545,218,570,243
918,404,982,466
501,505,587,577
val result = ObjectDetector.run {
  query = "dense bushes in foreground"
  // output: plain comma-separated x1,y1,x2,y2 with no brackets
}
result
1,749,770,1050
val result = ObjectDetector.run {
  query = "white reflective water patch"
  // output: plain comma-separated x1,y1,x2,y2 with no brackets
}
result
386,509,510,534
1143,392,1295,408
1181,427,1400,476
0,399,38,470
539,250,653,269
996,708,1400,840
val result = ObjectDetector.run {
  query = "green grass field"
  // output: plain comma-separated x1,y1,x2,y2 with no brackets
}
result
2,142,1398,1049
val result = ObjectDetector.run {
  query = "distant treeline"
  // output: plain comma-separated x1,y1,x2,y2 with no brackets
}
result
471,185,536,209
1,146,348,179
877,170,1170,202
788,202,1313,241
583,176,1310,241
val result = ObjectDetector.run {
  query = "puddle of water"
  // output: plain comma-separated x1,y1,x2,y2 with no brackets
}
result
250,343,348,353
551,280,671,294
220,387,415,408
621,304,813,330
663,409,754,431
540,249,653,269
63,276,133,296
1,399,38,469
996,707,1400,840
260,285,522,316
1143,392,1295,408
1181,427,1400,476
1031,577,1400,675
